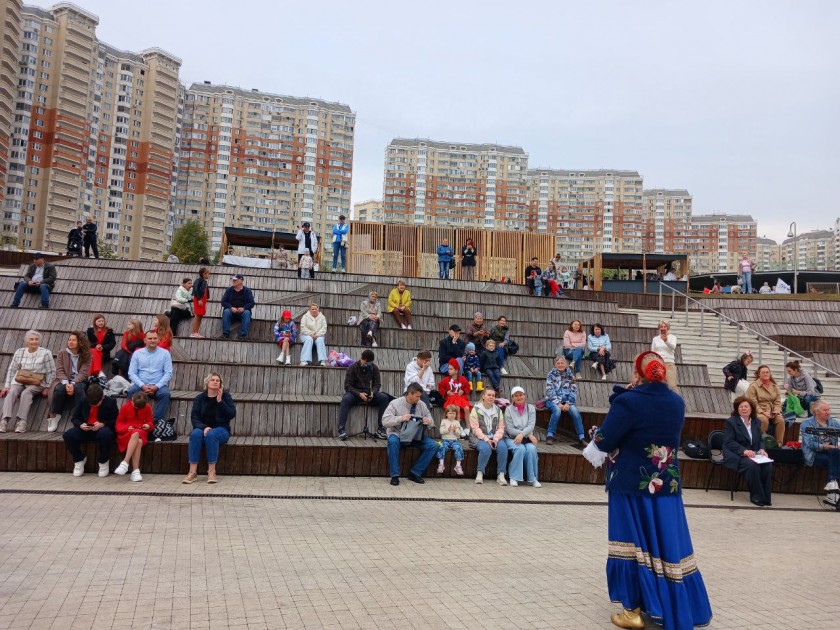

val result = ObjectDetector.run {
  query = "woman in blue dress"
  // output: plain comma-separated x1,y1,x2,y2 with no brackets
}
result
584,351,712,629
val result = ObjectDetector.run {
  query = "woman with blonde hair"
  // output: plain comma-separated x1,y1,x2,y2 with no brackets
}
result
387,280,413,329
650,320,678,392
151,313,172,351
183,372,236,484
112,319,145,377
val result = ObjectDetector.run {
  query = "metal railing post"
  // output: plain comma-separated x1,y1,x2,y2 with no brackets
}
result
671,291,676,320
700,307,704,336
717,317,722,348
658,283,662,312
783,349,788,367
685,293,689,324
736,325,741,356
757,342,762,366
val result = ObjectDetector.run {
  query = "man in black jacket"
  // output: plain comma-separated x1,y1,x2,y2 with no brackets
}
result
524,257,542,295
62,384,118,478
438,324,465,374
10,252,57,308
82,216,99,258
337,349,391,441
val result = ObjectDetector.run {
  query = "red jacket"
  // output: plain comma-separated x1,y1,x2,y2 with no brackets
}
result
116,401,153,436
438,375,471,398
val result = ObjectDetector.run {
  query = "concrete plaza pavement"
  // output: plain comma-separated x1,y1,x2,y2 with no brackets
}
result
0,473,838,629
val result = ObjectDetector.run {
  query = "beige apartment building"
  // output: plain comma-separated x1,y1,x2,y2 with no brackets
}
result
684,214,757,274
524,169,645,262
755,236,780,271
0,3,181,258
781,229,835,271
353,199,382,222
383,139,529,230
641,189,691,254
175,83,355,256
0,0,23,219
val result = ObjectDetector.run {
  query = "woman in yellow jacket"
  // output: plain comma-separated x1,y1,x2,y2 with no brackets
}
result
387,279,413,329
745,364,785,445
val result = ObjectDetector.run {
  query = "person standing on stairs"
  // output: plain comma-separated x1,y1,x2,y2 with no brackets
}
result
650,320,678,392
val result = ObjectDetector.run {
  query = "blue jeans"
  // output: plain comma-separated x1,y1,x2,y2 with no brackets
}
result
387,434,438,478
222,308,252,337
439,358,464,375
504,439,538,482
485,368,501,390
742,271,752,294
332,244,346,271
496,346,506,368
437,439,464,460
475,439,509,475
300,335,327,363
800,395,820,414
563,347,585,370
126,384,170,424
813,451,840,481
12,282,50,306
546,400,584,440
438,261,450,279
467,370,482,387
188,427,230,465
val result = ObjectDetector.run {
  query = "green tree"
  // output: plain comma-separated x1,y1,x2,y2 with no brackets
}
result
169,220,210,263
98,238,118,260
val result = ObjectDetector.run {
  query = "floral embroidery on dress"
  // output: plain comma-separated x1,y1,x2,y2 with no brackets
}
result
639,444,680,494
593,429,605,444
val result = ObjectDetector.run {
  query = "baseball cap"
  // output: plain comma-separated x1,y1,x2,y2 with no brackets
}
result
510,386,525,396
32,252,45,260
449,324,462,332
302,222,311,227
230,274,244,281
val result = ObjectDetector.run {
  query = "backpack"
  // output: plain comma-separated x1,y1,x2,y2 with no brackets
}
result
813,377,824,394
152,417,177,442
682,438,709,460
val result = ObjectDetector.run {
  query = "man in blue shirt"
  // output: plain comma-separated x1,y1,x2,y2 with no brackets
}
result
220,274,255,340
127,330,173,425
331,215,349,273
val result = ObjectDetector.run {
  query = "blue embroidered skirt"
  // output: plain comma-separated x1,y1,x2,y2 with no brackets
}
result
607,492,712,630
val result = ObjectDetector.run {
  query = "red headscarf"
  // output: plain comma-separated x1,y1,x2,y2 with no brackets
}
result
635,351,667,383
448,359,461,372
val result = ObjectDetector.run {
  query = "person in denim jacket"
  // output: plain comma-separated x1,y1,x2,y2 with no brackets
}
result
544,356,584,446
437,239,454,279
800,400,840,505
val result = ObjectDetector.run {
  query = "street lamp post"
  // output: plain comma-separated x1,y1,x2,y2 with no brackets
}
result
787,222,798,294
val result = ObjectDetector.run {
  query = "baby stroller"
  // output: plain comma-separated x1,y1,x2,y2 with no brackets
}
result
67,233,83,257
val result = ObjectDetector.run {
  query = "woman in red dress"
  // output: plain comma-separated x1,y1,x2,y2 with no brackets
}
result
190,266,211,338
86,314,116,376
438,359,472,436
114,391,153,481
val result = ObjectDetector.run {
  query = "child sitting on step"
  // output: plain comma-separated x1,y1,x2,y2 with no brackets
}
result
437,405,465,476
273,310,297,365
480,339,503,392
438,359,472,437
464,343,483,394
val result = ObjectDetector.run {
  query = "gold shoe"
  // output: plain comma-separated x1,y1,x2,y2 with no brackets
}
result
611,608,644,629
207,471,218,484
181,473,198,484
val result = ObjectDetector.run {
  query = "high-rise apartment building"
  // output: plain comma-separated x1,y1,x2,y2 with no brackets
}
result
0,0,23,221
353,199,382,222
175,83,355,255
755,237,780,271
0,3,181,257
684,214,757,274
524,169,644,261
781,229,835,271
641,189,691,254
383,139,529,230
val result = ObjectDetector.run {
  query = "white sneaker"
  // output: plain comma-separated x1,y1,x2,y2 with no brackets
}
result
825,480,839,491
367,331,373,338
407,325,412,330
372,340,378,347
601,375,607,381
285,355,291,365
114,461,129,475
47,416,60,432
130,470,143,482
300,361,310,366
98,462,110,477
73,457,87,477
319,361,327,366
276,353,284,363
0,418,7,433
401,324,408,330
592,362,598,369
459,428,468,438
475,471,484,484
501,368,509,376
528,480,542,488
509,479,519,487
497,473,508,486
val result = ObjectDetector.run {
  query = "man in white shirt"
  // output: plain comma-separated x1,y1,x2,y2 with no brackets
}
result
404,350,436,409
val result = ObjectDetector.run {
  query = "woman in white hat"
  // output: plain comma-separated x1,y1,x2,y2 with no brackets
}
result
502,386,540,487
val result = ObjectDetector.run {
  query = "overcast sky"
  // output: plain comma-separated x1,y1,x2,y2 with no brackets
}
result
31,0,840,242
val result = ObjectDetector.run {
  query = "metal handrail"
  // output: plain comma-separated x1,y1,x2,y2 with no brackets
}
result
657,282,840,380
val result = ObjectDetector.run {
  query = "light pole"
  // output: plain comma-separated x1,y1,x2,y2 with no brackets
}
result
787,221,798,294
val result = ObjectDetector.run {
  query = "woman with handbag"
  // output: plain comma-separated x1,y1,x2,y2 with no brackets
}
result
1,330,56,433
190,267,211,338
86,313,116,376
183,372,236,484
112,319,145,377
46,331,92,432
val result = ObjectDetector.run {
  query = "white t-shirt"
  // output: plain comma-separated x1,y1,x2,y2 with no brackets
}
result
651,334,678,363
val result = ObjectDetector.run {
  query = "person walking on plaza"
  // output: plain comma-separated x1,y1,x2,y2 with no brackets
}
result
62,384,118,477
295,222,319,278
10,253,56,309
437,238,454,279
583,351,712,630
220,274,255,341
382,383,439,485
127,330,173,429
331,214,349,273
82,216,99,258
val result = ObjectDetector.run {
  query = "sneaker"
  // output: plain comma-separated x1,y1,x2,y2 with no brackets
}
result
401,324,408,330
285,355,291,365
601,375,607,381
98,462,109,477
130,470,143,482
407,325,412,330
9,303,18,309
319,361,327,367
375,427,387,440
182,472,198,484
501,368,509,376
114,461,129,476
509,479,519,487
73,457,87,477
825,480,839,492
528,480,542,488
372,340,378,347
39,304,49,309
592,362,598,369
237,335,247,342
14,419,26,433
475,471,484,484
338,431,348,441
459,428,468,439
219,333,230,340
497,473,508,486
189,333,204,338
47,416,60,432
454,462,464,476
0,418,7,433
276,353,284,363
569,361,575,371
367,331,373,338
545,436,556,445
576,372,582,378
207,470,218,484
300,361,310,366
407,472,425,484
437,460,445,474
